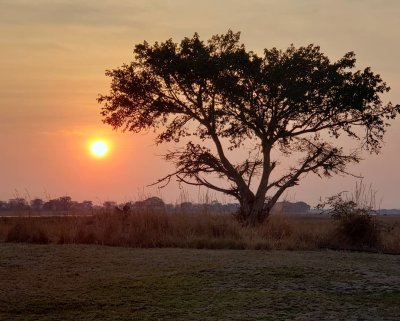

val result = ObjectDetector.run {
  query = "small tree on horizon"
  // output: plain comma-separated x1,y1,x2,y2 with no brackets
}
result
99,31,399,226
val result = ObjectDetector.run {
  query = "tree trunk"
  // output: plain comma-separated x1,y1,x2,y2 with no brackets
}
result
236,195,273,227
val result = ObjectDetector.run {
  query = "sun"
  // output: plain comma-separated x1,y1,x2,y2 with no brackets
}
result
90,141,109,157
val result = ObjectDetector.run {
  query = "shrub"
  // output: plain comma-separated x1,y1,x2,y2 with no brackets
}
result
318,193,380,248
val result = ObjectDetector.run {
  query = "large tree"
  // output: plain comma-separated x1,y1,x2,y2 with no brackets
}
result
99,31,399,226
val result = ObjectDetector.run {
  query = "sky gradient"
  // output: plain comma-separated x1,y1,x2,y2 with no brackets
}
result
1,0,399,207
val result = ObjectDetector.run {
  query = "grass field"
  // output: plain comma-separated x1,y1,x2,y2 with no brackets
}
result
1,213,399,253
1,243,399,320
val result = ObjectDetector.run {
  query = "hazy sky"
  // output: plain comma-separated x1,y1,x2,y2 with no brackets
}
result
1,0,400,207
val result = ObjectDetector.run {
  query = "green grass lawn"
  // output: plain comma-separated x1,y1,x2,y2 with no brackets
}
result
0,244,399,320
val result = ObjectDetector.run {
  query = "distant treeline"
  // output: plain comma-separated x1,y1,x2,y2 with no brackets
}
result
0,197,93,213
0,196,318,215
0,196,239,214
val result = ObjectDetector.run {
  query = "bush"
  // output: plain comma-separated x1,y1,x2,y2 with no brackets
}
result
318,193,380,248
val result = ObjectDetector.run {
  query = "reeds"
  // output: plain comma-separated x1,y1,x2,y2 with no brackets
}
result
1,211,399,253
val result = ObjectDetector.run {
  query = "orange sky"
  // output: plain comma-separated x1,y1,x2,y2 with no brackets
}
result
1,1,400,207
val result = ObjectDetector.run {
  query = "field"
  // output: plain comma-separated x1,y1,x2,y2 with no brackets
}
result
1,212,400,253
0,243,399,321
1,213,399,320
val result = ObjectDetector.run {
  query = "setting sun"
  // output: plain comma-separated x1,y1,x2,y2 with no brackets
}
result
90,141,109,157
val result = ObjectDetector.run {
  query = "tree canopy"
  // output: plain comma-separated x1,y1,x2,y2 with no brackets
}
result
99,31,399,225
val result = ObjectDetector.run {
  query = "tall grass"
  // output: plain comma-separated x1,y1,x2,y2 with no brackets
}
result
1,211,399,253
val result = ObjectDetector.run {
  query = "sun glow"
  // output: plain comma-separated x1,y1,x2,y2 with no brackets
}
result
90,140,109,157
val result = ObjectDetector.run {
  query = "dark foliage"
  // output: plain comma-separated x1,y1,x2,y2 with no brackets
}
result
318,194,380,248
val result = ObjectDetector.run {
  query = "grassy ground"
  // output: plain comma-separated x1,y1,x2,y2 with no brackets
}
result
0,244,399,320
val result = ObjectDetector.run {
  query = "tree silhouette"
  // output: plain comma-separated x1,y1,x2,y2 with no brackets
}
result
99,31,399,226
30,198,44,211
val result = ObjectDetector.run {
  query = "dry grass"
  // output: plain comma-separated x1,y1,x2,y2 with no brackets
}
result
0,211,399,253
